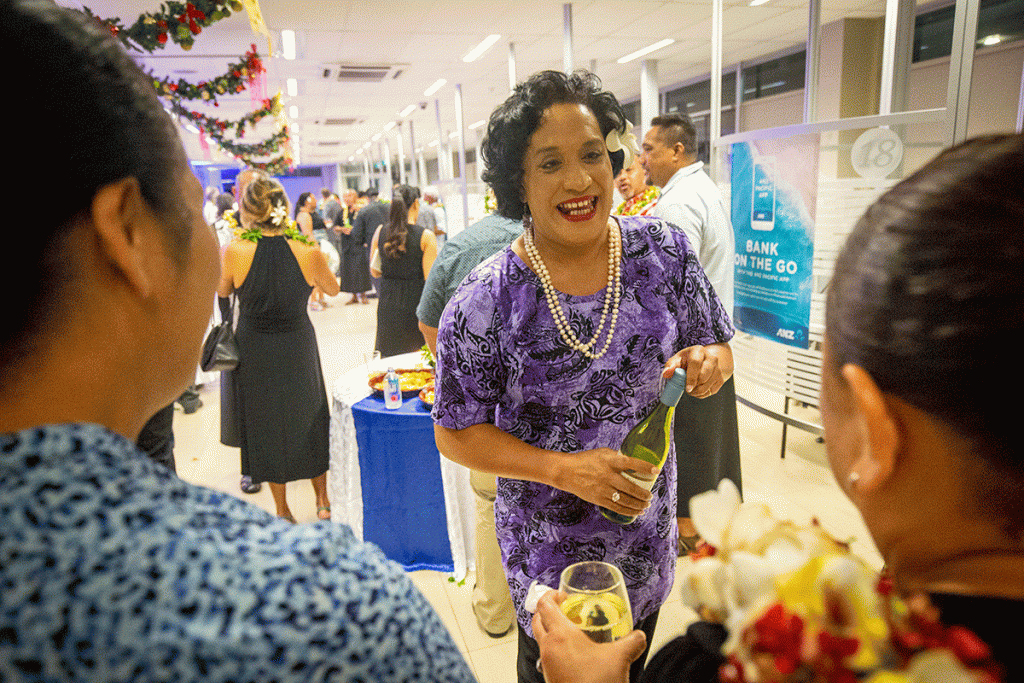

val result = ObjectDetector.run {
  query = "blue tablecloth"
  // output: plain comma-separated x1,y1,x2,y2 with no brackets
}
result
351,394,453,572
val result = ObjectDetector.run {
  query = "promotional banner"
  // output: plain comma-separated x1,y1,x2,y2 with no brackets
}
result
729,135,819,348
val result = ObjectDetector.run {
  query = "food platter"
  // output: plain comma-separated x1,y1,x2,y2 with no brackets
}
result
368,368,434,399
419,383,435,409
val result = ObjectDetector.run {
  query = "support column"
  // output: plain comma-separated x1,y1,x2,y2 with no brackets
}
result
710,0,723,175
434,98,447,181
804,0,821,123
945,0,981,145
454,83,469,235
640,59,659,138
879,0,915,115
562,4,573,74
396,123,407,186
408,120,419,187
508,42,517,92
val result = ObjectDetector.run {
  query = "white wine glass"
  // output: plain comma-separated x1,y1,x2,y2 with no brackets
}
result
558,561,633,643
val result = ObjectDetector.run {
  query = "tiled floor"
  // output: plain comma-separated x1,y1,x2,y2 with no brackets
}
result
171,291,882,683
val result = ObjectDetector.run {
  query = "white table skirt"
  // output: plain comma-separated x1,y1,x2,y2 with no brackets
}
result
328,351,475,579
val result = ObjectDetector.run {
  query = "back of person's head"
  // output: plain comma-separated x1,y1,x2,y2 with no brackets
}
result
321,187,332,199
242,176,290,231
383,184,418,258
215,193,235,216
4,0,189,379
482,69,628,220
649,113,697,156
826,133,1024,534
366,188,379,200
295,191,313,218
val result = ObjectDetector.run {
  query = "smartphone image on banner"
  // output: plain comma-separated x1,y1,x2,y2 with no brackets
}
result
751,157,776,231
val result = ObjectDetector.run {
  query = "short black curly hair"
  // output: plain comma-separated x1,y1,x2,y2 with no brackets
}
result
481,70,628,220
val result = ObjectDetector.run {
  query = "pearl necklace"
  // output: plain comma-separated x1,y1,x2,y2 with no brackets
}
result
523,218,622,360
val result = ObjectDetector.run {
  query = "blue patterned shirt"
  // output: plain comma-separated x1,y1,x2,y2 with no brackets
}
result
0,423,476,682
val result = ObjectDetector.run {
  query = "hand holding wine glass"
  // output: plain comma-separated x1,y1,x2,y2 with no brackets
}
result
532,588,647,683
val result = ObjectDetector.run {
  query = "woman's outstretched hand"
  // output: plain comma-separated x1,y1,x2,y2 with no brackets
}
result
533,591,647,683
663,342,733,398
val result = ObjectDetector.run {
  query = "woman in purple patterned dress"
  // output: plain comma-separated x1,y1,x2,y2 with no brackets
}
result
432,70,735,683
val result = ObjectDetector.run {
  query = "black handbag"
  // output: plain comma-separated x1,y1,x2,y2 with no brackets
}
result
201,296,239,372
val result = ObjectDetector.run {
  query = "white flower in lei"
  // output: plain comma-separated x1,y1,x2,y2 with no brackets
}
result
605,120,641,169
269,201,287,226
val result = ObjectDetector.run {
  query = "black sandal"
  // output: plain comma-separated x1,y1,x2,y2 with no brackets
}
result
240,475,262,494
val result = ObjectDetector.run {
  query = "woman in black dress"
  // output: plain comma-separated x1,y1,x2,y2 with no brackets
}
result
295,191,330,310
219,177,341,522
370,184,438,357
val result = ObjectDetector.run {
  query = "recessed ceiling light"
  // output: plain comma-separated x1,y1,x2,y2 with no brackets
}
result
281,30,296,60
980,33,1002,45
463,35,501,63
399,104,416,117
287,78,298,97
617,39,674,64
424,78,447,97
289,105,299,119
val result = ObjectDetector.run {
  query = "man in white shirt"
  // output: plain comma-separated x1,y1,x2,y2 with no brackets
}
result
641,113,742,552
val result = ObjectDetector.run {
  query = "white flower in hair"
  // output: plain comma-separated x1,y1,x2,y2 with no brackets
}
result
606,120,641,169
269,202,287,226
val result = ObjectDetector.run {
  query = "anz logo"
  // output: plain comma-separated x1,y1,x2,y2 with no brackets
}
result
776,328,796,340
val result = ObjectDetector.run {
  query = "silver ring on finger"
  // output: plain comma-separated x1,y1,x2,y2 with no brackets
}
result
611,491,621,503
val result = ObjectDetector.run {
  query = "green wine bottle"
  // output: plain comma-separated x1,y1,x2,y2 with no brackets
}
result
600,369,687,525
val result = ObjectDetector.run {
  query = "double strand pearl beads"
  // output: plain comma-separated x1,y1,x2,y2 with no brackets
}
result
523,218,622,360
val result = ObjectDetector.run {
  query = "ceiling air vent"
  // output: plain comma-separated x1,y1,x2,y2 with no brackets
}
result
320,118,361,126
320,63,405,83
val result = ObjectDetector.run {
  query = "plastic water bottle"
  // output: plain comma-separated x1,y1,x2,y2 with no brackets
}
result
384,366,402,409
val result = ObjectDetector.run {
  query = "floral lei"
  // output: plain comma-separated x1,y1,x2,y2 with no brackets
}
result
680,480,1004,683
235,200,316,246
615,186,659,216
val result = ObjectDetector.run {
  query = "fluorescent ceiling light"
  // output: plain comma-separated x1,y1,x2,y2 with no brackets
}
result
362,141,371,149
383,121,397,131
463,34,500,62
428,140,439,147
617,38,675,64
281,30,296,60
289,105,299,119
399,104,417,117
749,0,770,6
468,120,486,129
185,123,200,134
980,33,1002,45
424,78,447,96
287,78,298,96
371,133,382,142
449,131,460,139
348,156,354,162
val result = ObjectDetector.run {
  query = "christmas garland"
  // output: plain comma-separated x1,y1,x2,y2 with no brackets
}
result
249,155,295,176
152,45,264,104
216,126,290,157
83,1,243,52
169,94,279,140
